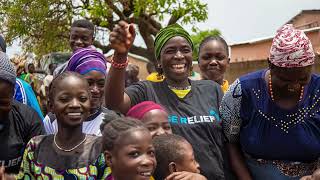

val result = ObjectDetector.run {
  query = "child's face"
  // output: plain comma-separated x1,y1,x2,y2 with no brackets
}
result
69,27,94,52
107,129,156,180
175,141,200,174
142,110,172,138
83,70,105,111
198,40,229,82
51,76,90,127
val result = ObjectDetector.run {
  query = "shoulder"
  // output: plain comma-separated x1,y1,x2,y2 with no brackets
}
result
26,135,48,149
191,79,222,93
12,100,38,116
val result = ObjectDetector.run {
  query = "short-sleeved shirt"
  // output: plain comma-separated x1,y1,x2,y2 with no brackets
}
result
126,80,225,179
0,101,44,173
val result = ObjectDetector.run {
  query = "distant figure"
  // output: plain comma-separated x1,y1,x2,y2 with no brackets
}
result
146,61,164,82
125,63,140,87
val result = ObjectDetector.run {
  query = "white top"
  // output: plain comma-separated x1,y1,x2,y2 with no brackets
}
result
43,112,104,136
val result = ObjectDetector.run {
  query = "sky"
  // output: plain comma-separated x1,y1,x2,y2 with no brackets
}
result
6,0,320,57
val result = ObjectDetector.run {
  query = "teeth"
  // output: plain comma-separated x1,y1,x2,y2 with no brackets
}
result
140,172,152,176
172,64,185,68
68,113,81,116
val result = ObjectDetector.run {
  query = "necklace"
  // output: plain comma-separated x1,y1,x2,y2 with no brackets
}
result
268,73,304,102
54,134,87,152
167,85,191,90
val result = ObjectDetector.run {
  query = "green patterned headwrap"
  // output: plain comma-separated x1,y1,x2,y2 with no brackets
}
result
154,24,194,60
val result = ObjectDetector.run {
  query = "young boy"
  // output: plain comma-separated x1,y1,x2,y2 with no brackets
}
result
53,19,95,76
152,134,207,180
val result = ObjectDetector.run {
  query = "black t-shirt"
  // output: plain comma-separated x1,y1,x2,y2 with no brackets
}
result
126,80,225,180
0,101,45,173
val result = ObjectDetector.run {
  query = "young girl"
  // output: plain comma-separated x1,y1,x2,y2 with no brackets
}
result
101,117,156,180
14,72,106,179
198,36,230,93
126,101,172,138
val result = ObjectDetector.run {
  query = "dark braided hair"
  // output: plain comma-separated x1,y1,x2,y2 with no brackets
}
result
48,71,88,104
152,134,189,180
101,117,148,152
198,35,229,58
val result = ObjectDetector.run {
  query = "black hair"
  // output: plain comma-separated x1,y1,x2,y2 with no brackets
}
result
101,117,148,152
152,134,189,180
48,71,88,104
146,61,156,74
198,36,229,58
71,19,95,34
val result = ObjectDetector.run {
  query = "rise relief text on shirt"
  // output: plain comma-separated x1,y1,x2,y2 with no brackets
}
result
0,156,22,168
168,110,221,125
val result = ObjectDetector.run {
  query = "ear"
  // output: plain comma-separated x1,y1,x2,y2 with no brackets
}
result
168,162,177,174
267,58,273,69
104,150,113,167
227,57,231,64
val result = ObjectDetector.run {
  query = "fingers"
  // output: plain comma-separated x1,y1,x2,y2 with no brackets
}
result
109,20,136,54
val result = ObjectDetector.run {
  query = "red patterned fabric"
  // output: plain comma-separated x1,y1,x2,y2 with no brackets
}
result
126,101,166,120
269,24,315,68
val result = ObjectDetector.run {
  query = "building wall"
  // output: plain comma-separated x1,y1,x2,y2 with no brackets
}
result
291,12,320,29
127,56,149,80
230,30,320,63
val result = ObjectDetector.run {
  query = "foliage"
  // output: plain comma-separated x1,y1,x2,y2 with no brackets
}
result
0,0,209,62
191,29,221,60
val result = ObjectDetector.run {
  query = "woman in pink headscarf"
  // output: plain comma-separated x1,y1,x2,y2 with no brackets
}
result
219,24,320,180
126,101,172,138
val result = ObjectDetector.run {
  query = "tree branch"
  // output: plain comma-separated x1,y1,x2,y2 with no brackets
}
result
105,0,126,20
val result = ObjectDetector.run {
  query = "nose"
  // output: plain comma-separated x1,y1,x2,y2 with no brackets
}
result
140,154,155,167
75,38,83,44
155,127,166,136
209,59,218,66
90,84,100,94
174,50,184,59
70,98,81,107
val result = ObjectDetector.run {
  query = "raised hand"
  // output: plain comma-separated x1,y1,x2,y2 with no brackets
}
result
109,21,136,58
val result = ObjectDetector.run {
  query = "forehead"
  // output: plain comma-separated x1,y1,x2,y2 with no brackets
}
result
116,129,151,147
142,109,168,123
82,70,106,79
162,36,191,49
55,76,88,92
201,40,227,52
273,65,312,77
70,27,93,35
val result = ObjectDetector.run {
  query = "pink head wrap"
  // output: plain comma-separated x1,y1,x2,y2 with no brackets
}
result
126,101,167,120
269,24,315,68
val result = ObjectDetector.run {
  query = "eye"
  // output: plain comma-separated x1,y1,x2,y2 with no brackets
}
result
59,96,70,102
79,96,88,102
98,81,105,88
128,151,140,158
165,48,176,54
163,124,172,131
148,149,155,157
147,126,157,131
182,47,191,53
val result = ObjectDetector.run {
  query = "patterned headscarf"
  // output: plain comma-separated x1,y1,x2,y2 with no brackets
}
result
0,52,16,85
154,24,194,60
67,48,107,75
269,24,315,68
126,101,167,120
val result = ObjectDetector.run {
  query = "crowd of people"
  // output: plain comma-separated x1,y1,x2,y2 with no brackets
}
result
0,18,319,180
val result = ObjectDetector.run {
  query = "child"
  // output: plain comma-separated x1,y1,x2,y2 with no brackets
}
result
152,134,206,180
101,117,156,180
126,101,172,138
54,19,95,76
15,72,106,179
198,36,230,93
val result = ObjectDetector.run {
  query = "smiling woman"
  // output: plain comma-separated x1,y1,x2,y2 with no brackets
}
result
105,21,227,179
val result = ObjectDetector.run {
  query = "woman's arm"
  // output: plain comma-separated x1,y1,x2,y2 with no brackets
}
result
219,79,252,180
105,21,135,114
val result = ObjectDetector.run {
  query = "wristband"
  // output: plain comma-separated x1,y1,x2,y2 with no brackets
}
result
110,55,129,69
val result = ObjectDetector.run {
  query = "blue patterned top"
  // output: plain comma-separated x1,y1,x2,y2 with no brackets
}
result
220,69,320,162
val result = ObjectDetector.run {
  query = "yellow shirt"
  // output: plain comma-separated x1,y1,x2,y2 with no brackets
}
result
221,80,229,93
146,72,164,82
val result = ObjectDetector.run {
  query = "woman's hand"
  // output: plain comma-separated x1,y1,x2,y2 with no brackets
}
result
300,169,320,180
0,166,15,180
165,171,207,180
109,21,135,60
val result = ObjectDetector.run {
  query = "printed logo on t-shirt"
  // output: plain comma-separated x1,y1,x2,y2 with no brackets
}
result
0,156,22,168
168,109,221,125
